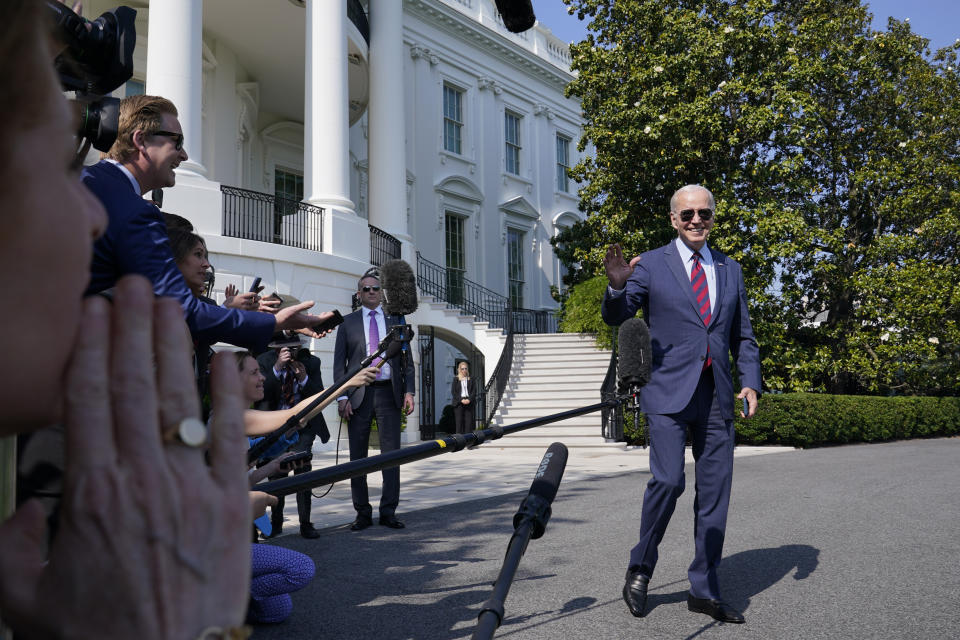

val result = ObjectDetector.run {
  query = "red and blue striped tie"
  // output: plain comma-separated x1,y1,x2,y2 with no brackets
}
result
691,252,712,368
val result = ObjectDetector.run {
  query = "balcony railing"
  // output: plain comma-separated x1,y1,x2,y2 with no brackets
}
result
221,186,324,252
347,0,369,44
369,224,401,266
416,252,559,333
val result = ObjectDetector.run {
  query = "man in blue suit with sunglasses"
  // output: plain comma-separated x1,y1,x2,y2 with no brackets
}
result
603,184,761,624
82,94,330,353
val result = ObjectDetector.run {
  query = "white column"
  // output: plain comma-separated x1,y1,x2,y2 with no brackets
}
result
304,0,367,260
145,0,206,177
367,0,411,248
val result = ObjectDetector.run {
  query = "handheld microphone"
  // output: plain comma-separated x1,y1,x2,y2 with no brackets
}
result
494,0,536,33
617,317,652,394
513,442,568,539
379,259,418,316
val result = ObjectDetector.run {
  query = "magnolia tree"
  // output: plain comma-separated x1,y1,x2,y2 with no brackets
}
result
555,0,960,395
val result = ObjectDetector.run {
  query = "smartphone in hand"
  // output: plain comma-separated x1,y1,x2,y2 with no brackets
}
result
249,276,262,293
280,450,312,472
313,309,344,333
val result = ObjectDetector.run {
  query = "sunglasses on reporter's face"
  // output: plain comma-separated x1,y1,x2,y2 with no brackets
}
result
674,208,714,222
151,130,184,151
361,286,381,293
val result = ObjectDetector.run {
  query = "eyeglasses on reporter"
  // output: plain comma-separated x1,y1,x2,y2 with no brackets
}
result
361,285,381,292
673,208,714,222
150,130,184,151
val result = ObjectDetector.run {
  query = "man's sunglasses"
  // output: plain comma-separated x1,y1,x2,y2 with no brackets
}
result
151,130,184,151
361,286,381,292
675,208,714,222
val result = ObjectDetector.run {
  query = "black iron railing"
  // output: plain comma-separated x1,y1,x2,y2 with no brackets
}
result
601,326,624,441
415,252,559,333
484,307,515,426
417,252,511,328
221,186,324,251
369,224,401,266
347,0,369,44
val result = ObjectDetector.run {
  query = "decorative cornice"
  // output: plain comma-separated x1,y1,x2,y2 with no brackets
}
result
533,103,556,120
477,76,502,95
404,0,575,92
410,43,439,65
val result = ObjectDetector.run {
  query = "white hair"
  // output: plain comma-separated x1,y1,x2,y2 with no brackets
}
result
669,184,715,212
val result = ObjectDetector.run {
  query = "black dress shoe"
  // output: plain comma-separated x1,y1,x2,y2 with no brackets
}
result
687,595,745,623
622,567,649,617
379,516,405,529
300,523,320,539
350,516,373,531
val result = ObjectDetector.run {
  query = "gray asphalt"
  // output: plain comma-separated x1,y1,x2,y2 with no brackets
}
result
251,438,960,639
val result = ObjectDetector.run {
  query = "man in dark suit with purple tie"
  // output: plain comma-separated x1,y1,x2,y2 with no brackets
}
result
603,184,761,624
82,94,331,353
334,271,415,531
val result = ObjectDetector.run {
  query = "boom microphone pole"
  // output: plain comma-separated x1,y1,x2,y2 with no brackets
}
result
256,401,615,497
473,442,569,640
246,323,414,464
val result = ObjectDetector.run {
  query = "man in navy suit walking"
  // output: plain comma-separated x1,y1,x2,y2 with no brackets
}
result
82,94,331,353
334,270,415,531
603,184,761,623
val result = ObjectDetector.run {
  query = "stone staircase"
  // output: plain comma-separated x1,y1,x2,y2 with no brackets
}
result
489,333,619,448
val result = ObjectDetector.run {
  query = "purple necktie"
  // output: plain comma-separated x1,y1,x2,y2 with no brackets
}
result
369,310,384,379
691,252,712,369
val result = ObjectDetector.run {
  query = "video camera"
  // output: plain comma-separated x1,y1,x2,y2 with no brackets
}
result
46,1,137,156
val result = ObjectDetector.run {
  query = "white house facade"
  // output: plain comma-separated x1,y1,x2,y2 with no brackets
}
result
82,0,587,441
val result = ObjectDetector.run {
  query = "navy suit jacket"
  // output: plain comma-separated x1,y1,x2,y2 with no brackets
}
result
83,161,274,351
602,241,761,420
333,307,415,410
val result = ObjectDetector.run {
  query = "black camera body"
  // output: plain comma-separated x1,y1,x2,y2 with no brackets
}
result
46,2,137,153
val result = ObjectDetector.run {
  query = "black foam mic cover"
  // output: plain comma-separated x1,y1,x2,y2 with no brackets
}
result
494,0,536,33
618,317,652,392
527,442,568,506
379,259,418,316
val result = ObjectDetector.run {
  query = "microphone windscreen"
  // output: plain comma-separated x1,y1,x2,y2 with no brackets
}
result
380,259,418,316
527,442,568,506
618,317,652,391
494,0,536,33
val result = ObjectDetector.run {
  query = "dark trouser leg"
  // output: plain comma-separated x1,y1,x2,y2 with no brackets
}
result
628,410,688,577
373,386,402,519
347,392,375,519
292,433,316,525
454,404,470,434
687,373,734,600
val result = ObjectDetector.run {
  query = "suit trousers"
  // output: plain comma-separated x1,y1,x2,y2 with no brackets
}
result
628,368,734,600
453,403,474,434
348,382,402,519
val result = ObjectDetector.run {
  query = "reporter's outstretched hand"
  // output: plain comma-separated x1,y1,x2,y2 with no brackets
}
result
0,276,250,639
275,301,336,339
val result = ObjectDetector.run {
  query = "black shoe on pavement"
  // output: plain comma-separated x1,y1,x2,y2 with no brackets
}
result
350,516,373,531
300,523,320,539
687,594,745,623
622,567,649,617
379,516,405,529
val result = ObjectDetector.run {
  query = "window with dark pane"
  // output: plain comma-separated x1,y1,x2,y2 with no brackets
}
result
556,134,570,192
507,228,524,309
445,213,466,305
443,84,463,155
505,111,521,175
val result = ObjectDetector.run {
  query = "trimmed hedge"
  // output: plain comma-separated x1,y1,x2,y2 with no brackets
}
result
624,394,960,448
735,393,960,448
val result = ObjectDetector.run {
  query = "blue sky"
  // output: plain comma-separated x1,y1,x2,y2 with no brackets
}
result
532,0,960,52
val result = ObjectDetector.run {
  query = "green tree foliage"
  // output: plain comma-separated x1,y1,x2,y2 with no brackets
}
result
555,0,960,395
